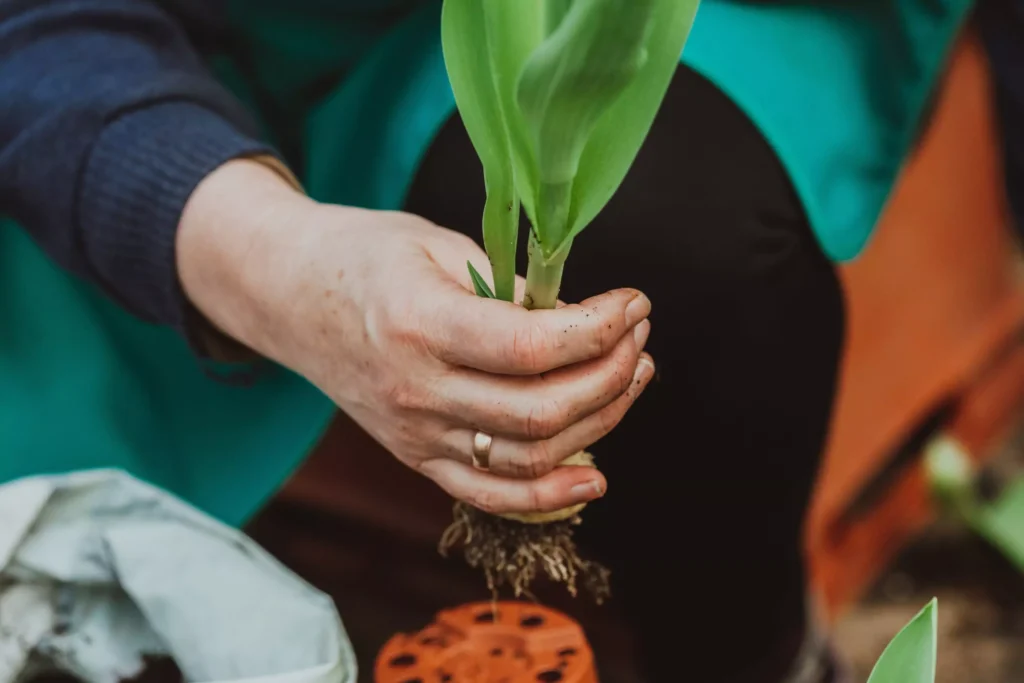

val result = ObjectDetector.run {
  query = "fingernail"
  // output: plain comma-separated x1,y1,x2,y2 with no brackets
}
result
625,294,651,328
570,479,605,501
633,318,651,350
634,354,656,385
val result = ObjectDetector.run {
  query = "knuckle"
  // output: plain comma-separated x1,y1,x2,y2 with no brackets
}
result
385,380,426,412
589,310,620,358
595,329,616,358
561,304,604,359
508,322,550,372
596,352,635,402
525,486,545,513
522,398,568,440
512,444,555,479
382,307,424,348
614,353,638,394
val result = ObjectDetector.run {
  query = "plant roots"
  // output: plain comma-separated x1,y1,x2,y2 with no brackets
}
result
438,501,611,604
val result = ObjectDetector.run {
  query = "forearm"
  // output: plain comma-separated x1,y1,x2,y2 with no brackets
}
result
0,0,285,355
176,158,317,362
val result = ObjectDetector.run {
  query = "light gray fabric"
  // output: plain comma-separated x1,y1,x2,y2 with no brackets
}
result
0,470,356,683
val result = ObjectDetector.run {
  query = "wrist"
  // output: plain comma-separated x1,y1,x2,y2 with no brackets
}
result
177,156,315,362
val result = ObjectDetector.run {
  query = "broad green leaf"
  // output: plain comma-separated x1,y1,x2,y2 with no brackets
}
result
442,0,700,283
517,0,655,250
518,0,655,186
440,0,523,301
467,261,497,299
545,0,574,31
563,0,700,253
867,599,938,683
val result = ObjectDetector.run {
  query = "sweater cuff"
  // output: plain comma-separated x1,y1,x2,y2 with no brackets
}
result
79,101,282,360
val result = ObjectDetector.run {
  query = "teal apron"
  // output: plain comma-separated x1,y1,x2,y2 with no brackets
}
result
0,0,972,526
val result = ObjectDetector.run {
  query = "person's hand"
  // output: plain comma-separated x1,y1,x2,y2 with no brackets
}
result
177,159,655,516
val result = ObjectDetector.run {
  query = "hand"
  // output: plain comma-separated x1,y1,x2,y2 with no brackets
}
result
177,160,655,516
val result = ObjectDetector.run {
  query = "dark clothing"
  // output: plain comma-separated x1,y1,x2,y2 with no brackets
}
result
978,0,1024,239
405,64,847,683
8,1,1021,680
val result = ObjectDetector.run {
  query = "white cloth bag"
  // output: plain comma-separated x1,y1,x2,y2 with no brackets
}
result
0,469,356,683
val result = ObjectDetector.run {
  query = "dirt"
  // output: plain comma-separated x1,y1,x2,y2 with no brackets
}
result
834,522,1024,682
438,500,610,604
834,435,1024,683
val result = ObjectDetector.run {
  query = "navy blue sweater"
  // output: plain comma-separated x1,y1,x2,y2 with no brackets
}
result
0,0,1022,356
0,0,275,352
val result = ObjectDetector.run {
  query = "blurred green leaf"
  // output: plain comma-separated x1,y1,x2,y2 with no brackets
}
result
924,435,1024,576
867,599,937,683
971,477,1024,573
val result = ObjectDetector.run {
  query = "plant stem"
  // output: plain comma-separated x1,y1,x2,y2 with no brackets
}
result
523,234,568,310
482,185,519,302
489,248,517,302
523,179,572,310
535,180,572,249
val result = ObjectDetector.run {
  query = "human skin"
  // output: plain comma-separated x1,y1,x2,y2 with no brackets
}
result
176,159,655,516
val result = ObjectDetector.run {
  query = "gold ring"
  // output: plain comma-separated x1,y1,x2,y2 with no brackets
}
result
472,431,493,470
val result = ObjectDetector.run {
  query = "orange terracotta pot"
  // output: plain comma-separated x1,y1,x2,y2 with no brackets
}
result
375,602,598,683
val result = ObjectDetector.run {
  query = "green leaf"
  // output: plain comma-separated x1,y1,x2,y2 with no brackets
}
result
518,0,655,187
467,261,497,299
441,0,530,302
442,0,700,284
480,1,545,228
867,599,938,683
970,477,1024,573
545,0,574,31
923,435,1024,575
516,0,655,250
562,0,700,253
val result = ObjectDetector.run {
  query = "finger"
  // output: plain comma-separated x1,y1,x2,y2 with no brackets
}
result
436,319,650,440
439,353,656,478
420,457,607,516
428,284,651,375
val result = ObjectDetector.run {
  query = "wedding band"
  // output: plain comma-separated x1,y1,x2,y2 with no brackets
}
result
472,431,493,470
